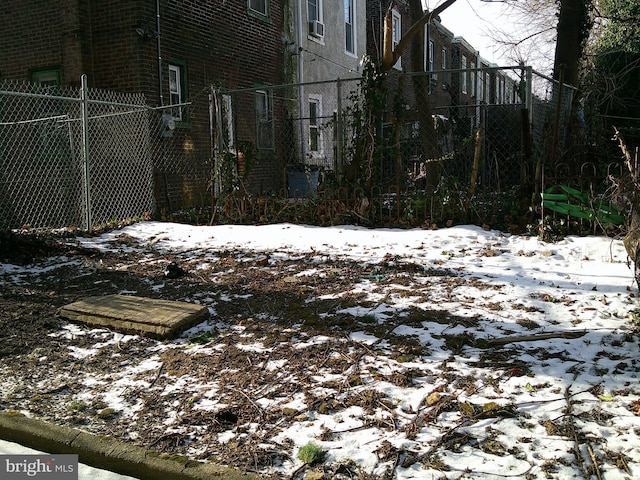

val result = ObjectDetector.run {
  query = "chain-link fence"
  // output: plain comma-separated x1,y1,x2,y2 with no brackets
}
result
0,79,157,230
211,78,361,201
216,67,579,199
1,67,588,231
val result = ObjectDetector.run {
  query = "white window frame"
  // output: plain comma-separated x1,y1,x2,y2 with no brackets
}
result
461,56,467,94
344,0,355,55
392,9,402,70
169,64,183,120
308,0,324,39
441,47,448,85
428,40,435,72
255,89,274,150
470,61,476,97
308,95,322,153
248,0,268,17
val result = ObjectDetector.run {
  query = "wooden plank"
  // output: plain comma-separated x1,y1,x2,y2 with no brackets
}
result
57,295,209,339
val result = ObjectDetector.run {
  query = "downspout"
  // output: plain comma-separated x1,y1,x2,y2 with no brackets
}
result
156,0,171,212
156,0,163,107
296,0,306,163
379,0,384,59
426,22,430,74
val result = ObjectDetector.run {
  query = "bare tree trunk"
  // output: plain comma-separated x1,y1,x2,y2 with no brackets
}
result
409,0,440,190
553,0,591,87
615,128,640,286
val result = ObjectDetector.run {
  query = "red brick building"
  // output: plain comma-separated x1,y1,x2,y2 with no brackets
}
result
0,0,286,212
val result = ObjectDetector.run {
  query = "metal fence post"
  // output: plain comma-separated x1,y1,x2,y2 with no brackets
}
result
525,66,533,125
80,74,92,232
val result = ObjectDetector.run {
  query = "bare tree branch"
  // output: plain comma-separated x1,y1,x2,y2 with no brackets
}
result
383,0,458,71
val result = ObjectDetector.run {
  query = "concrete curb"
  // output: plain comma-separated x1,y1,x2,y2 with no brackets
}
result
0,411,263,479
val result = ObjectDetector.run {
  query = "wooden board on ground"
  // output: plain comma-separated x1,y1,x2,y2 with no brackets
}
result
57,294,209,339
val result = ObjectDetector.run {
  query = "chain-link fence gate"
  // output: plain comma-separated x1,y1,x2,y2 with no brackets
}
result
0,76,200,231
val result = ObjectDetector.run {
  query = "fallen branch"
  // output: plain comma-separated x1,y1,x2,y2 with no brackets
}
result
476,330,586,348
564,387,590,478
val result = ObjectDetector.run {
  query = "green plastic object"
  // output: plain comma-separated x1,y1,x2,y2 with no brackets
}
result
541,184,625,225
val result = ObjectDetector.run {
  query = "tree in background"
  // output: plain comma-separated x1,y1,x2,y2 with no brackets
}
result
553,0,593,87
484,0,558,74
484,0,593,86
585,0,640,122
588,0,640,246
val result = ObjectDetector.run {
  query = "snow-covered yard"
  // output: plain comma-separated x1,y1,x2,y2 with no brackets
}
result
1,222,639,479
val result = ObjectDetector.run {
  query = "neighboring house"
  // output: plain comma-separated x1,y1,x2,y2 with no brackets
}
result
365,1,456,183
282,0,367,176
365,0,414,71
450,36,479,139
424,18,454,111
0,0,285,211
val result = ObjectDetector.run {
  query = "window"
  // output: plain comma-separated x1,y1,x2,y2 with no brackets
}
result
441,47,448,85
392,10,401,69
169,63,187,121
470,61,476,96
308,96,322,152
308,0,322,22
344,0,354,54
249,0,269,17
427,39,435,91
428,40,434,72
484,72,490,101
308,0,324,38
30,68,61,87
255,89,274,150
461,56,467,94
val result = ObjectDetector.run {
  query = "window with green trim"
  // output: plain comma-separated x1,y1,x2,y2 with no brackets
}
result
30,68,61,87
248,0,269,19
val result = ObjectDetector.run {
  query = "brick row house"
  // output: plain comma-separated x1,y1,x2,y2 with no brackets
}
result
363,1,524,187
1,0,286,212
1,0,521,214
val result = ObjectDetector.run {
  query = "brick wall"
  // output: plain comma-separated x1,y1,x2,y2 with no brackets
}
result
1,0,286,213
0,0,84,84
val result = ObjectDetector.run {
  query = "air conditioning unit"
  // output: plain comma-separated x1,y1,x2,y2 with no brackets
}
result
309,20,324,38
